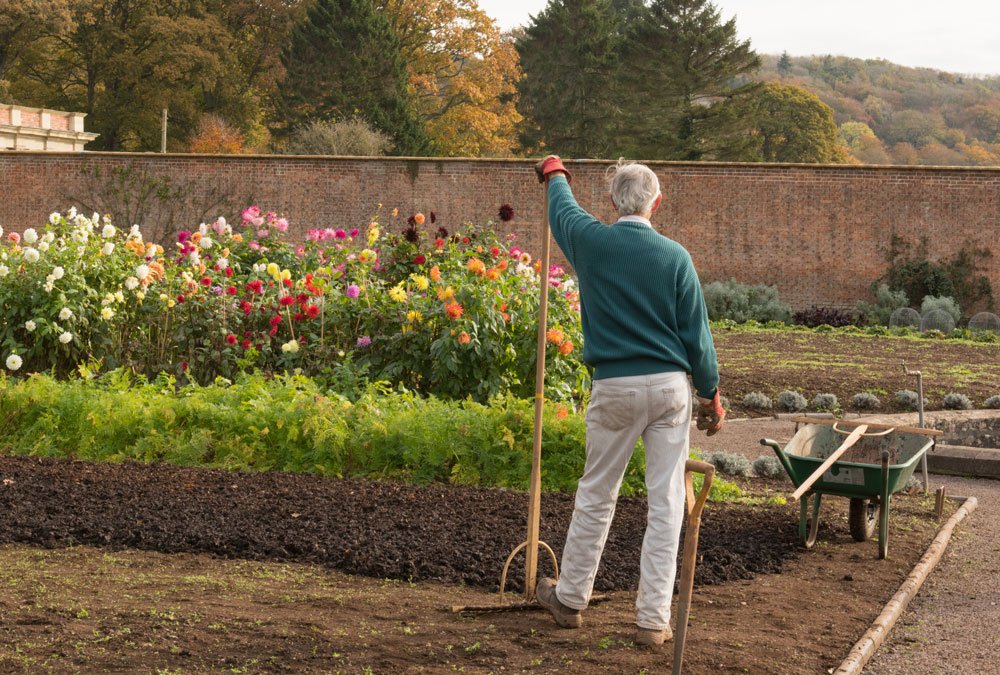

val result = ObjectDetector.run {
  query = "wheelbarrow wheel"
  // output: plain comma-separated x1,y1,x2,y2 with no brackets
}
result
848,498,877,542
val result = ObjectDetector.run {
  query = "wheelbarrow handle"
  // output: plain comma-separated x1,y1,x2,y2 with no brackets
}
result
684,459,715,519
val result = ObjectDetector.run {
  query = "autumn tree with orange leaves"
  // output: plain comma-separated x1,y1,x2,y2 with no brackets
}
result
379,0,523,156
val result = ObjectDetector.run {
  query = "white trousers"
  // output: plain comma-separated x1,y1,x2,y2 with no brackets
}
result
555,371,691,630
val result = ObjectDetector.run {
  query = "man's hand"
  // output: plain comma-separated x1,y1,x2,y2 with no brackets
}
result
695,390,726,436
534,155,572,184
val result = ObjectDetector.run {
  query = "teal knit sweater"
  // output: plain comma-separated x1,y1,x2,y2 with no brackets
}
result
547,175,719,398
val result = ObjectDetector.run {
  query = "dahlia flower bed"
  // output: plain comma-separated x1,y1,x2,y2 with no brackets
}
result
0,207,586,402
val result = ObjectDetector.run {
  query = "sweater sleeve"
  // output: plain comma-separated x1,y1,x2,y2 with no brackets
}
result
674,253,720,399
546,175,602,267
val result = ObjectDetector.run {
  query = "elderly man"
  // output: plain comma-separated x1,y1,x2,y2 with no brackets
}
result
533,156,724,647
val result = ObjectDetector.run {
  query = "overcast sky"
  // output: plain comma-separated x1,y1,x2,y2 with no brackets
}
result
479,0,1000,77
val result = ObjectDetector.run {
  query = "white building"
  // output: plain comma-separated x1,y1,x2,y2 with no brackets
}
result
0,103,99,151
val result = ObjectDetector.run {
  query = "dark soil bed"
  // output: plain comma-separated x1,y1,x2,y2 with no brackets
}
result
0,452,956,674
0,455,799,593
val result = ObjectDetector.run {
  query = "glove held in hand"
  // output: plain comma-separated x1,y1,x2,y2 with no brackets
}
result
695,389,725,436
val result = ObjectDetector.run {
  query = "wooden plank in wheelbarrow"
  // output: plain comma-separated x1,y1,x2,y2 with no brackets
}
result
789,416,943,437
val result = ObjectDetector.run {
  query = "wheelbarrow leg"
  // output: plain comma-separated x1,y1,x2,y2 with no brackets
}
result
879,450,891,559
799,492,822,548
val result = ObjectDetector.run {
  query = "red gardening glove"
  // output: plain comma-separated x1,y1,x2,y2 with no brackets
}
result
534,155,572,184
696,389,726,436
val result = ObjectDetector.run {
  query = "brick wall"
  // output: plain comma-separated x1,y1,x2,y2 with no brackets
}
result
1,151,998,311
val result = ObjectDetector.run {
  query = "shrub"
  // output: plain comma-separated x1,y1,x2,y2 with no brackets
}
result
793,306,857,328
775,390,807,412
984,395,1000,409
895,389,928,411
920,295,962,323
879,235,993,313
0,207,588,403
811,393,838,411
282,118,393,156
742,392,773,410
719,395,731,411
850,392,881,410
752,455,784,478
942,393,973,410
704,451,753,478
702,279,792,324
187,114,246,154
856,284,909,326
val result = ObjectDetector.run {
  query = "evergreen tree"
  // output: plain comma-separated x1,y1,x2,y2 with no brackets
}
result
777,51,793,75
515,0,626,158
280,0,429,155
622,0,760,160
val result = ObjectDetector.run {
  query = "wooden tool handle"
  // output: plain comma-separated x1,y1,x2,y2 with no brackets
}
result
790,416,942,437
790,424,868,501
684,459,715,519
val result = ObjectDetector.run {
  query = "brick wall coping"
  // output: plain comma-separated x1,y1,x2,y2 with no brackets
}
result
3,150,999,173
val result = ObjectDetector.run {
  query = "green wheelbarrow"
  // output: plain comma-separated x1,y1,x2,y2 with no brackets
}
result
761,417,941,559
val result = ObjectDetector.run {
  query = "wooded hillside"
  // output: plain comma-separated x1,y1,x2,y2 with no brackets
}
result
759,53,1000,165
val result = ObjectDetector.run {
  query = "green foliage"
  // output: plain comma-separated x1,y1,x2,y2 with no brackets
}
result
984,395,1000,409
279,0,429,154
515,0,626,157
281,118,393,156
720,83,844,163
856,283,910,326
920,295,962,323
878,236,993,314
702,279,792,323
516,0,759,160
621,0,760,160
4,0,258,151
0,372,742,501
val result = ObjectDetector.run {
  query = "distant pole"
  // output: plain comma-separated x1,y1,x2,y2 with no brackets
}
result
161,108,168,153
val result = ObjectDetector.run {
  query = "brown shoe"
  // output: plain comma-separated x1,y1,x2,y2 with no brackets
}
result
535,578,582,628
635,626,673,647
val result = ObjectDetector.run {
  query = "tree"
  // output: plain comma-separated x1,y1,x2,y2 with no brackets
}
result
883,110,944,146
378,0,523,156
201,0,308,147
0,0,73,98
622,0,760,159
839,122,890,164
777,51,793,75
7,0,236,151
516,0,626,158
280,0,430,155
721,83,843,163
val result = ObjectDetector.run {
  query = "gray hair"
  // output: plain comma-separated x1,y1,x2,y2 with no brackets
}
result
606,160,661,216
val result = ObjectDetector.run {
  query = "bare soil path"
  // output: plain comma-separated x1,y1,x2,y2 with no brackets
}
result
866,474,1000,675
